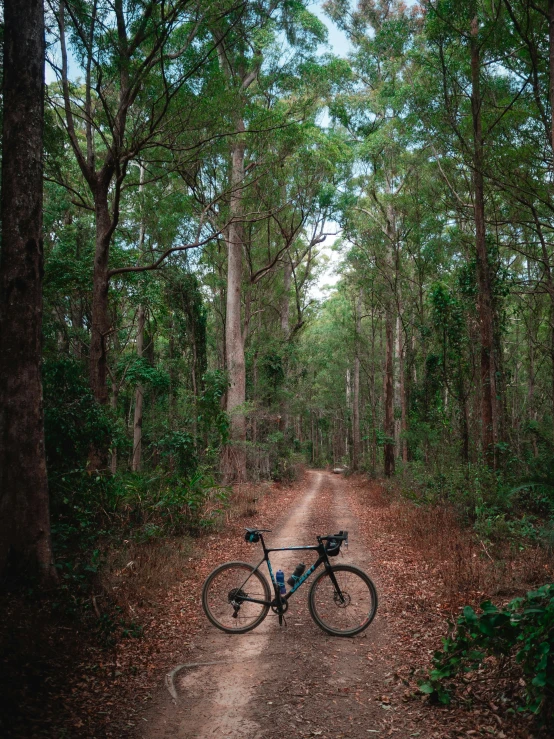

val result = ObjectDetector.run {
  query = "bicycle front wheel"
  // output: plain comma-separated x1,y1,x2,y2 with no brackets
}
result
202,561,271,634
308,564,378,637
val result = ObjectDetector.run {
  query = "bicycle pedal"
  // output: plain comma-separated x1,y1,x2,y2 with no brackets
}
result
278,614,287,627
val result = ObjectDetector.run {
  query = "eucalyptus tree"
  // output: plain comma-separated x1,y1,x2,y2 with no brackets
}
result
490,0,554,438
47,0,237,466
199,3,347,480
419,0,536,466
327,0,422,475
0,0,57,581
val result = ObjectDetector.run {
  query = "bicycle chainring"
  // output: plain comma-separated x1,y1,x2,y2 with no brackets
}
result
270,599,288,615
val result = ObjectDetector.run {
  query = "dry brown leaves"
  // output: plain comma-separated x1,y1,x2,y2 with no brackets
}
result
0,478,300,739
344,475,552,739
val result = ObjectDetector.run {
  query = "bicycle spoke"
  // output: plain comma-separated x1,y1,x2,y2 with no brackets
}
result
203,563,270,632
310,566,377,636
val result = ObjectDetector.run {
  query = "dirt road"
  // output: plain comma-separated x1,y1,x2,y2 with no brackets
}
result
141,470,543,739
144,471,402,739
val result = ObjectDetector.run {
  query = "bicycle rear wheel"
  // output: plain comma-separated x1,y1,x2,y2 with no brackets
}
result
202,561,271,634
308,564,378,637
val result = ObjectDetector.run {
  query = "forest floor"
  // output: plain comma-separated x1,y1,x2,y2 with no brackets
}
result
141,470,548,739
2,471,551,738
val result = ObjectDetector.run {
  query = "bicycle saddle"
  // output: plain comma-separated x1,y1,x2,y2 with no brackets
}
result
244,527,271,543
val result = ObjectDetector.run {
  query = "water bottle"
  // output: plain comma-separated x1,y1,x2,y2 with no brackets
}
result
276,570,286,595
287,562,306,587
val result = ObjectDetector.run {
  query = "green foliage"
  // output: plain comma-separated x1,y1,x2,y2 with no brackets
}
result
51,467,227,561
123,356,170,392
421,586,554,715
43,359,113,470
197,370,230,449
155,430,197,476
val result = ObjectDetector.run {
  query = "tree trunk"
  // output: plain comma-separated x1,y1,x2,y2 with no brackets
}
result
132,305,145,472
110,380,118,474
399,323,408,464
352,291,362,471
550,0,554,162
87,194,112,470
547,0,554,438
528,317,538,457
279,257,292,435
281,257,291,335
384,306,395,477
0,0,56,582
394,313,402,460
89,194,111,408
384,204,397,478
471,22,497,467
369,307,377,473
223,138,247,482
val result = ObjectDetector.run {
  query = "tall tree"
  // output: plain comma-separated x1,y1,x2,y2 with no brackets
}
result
0,0,56,581
49,0,229,466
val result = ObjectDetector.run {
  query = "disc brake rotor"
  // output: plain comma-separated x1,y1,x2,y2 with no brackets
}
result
334,591,351,607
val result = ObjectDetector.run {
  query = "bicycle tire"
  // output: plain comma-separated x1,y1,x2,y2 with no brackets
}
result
202,561,271,634
308,564,378,637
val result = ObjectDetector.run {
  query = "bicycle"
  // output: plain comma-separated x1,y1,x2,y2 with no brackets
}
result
202,528,378,637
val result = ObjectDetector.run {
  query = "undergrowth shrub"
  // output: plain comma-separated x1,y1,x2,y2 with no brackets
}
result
51,468,227,547
396,461,554,551
43,358,114,470
421,584,554,717
373,484,552,597
99,537,193,612
383,502,485,594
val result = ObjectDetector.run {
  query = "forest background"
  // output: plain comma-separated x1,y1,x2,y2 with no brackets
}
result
3,0,554,729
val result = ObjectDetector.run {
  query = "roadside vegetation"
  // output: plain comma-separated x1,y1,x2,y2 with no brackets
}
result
3,0,554,735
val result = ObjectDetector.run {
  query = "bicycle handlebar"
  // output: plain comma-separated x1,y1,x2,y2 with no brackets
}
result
318,530,348,542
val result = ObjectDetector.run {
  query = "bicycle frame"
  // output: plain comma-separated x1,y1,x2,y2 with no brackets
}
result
236,535,342,608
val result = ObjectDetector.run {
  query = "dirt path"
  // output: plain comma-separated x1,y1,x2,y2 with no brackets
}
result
143,471,401,739
141,470,546,739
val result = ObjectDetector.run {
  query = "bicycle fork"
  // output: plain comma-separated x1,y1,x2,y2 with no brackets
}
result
325,562,346,604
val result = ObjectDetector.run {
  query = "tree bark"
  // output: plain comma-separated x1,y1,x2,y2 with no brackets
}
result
279,257,292,435
547,0,554,438
384,306,395,477
549,0,554,161
352,291,362,471
132,305,145,472
132,165,147,471
110,380,118,473
281,257,291,335
89,192,112,409
223,138,247,482
384,205,397,477
394,313,402,459
471,21,497,467
399,322,408,464
0,0,56,582
87,191,112,470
